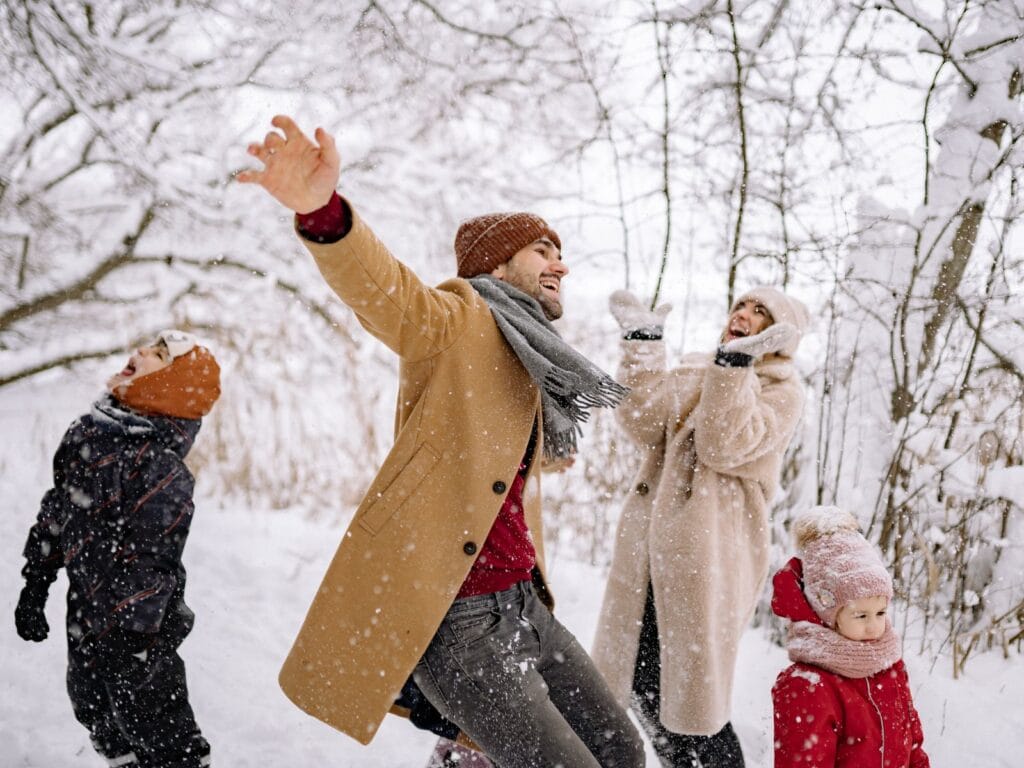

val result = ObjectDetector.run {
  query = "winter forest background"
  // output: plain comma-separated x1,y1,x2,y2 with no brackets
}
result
2,1,1023,765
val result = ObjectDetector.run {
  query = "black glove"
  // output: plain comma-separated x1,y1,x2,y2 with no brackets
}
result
395,677,460,740
714,346,754,368
15,581,50,642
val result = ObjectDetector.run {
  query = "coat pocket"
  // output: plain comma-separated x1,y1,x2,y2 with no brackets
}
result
358,442,440,535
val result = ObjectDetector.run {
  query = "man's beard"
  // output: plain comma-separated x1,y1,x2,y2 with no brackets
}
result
536,291,563,321
505,273,563,321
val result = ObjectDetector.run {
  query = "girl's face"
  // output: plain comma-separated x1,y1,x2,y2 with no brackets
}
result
835,595,889,641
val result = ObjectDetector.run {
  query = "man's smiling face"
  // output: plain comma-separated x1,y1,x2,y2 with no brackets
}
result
490,237,568,321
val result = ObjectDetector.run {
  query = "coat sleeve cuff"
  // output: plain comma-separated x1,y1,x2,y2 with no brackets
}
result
714,345,753,367
295,192,352,243
623,327,664,341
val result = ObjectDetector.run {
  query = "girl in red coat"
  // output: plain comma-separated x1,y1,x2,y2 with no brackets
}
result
771,506,929,768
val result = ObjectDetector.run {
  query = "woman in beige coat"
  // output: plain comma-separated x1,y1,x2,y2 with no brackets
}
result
592,287,808,767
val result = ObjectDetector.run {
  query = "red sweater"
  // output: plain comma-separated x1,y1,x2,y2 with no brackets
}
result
455,457,535,598
771,559,929,768
297,195,536,598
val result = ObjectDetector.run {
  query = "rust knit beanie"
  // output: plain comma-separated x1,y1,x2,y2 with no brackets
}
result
454,212,561,278
114,345,221,421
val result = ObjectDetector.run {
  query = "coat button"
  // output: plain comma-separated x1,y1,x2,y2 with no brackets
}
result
463,541,478,556
492,480,507,494
636,482,650,496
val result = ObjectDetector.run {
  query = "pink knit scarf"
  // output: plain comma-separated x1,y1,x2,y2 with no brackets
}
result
786,621,902,678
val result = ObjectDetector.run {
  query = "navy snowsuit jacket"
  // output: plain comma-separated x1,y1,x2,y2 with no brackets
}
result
22,396,201,641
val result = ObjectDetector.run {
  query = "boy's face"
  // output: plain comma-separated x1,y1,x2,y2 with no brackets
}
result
106,340,173,393
490,237,568,321
835,595,889,641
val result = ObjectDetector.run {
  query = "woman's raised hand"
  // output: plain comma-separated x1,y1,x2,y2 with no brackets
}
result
609,290,673,336
237,115,340,214
721,322,799,360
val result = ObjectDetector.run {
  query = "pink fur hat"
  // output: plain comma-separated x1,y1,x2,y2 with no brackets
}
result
793,506,893,627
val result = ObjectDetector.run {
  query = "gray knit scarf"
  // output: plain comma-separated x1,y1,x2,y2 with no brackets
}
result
468,275,629,460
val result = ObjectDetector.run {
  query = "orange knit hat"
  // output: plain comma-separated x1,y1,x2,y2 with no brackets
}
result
113,342,221,420
454,212,561,278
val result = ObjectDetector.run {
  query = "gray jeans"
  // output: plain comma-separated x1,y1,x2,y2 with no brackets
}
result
414,580,645,768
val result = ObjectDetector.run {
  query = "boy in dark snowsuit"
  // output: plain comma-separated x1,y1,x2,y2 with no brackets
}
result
14,330,221,768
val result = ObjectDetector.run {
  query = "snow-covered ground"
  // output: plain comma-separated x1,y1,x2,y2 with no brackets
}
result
1,386,1021,766
2,500,1021,767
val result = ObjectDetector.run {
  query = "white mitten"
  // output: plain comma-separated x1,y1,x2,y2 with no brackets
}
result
609,290,673,337
720,322,799,360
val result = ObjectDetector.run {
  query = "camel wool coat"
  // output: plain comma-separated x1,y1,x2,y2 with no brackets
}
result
277,204,551,744
592,338,804,735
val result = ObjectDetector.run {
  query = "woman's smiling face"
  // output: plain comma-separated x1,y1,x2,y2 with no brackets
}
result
721,298,773,343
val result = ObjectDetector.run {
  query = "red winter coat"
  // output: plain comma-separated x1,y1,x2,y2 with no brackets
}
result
771,559,929,768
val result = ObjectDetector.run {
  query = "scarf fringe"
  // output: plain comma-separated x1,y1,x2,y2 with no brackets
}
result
543,372,630,412
544,428,580,460
576,378,631,408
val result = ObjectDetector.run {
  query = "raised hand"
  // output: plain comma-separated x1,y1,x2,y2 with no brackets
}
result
721,322,799,360
236,115,340,214
609,290,673,335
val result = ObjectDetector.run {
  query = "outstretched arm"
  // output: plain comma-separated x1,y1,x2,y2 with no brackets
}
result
608,290,675,449
236,114,340,214
238,116,469,362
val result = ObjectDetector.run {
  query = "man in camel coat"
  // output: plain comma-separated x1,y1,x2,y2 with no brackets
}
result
592,288,808,767
238,116,643,768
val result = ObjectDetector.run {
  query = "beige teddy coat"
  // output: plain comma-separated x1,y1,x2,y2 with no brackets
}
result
592,338,804,735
